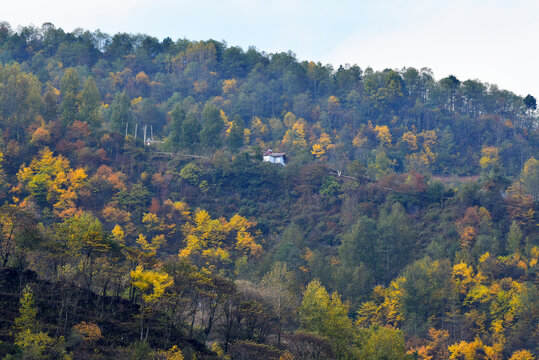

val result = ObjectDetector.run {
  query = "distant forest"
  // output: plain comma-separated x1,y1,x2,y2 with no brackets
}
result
0,22,537,359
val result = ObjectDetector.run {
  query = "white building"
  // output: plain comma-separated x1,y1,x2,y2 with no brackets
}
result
263,149,286,166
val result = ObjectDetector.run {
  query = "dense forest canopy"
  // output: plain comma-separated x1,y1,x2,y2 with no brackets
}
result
0,22,537,359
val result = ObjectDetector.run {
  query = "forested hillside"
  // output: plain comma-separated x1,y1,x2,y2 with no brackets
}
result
0,22,537,359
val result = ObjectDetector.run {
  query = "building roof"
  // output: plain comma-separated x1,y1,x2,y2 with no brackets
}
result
264,149,286,157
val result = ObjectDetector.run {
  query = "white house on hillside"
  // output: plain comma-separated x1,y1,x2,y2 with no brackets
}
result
263,149,286,166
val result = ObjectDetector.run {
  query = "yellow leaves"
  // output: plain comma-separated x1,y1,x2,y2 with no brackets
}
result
403,130,437,169
221,109,234,135
136,233,166,256
357,276,406,327
72,322,102,342
16,147,86,217
168,200,191,218
452,262,475,294
179,210,262,271
179,234,203,258
479,252,490,263
279,352,294,360
374,125,392,146
135,71,150,85
236,230,262,256
131,97,142,106
310,143,326,158
222,78,238,94
353,131,368,148
130,265,173,303
111,225,125,244
282,119,309,152
530,246,539,268
402,131,418,150
250,116,269,139
194,209,212,227
292,121,306,140
421,130,437,148
459,226,477,249
142,212,159,226
479,146,500,169
69,168,88,189
283,111,297,127
311,132,333,159
243,128,251,144
227,213,251,231
201,247,230,261
509,350,536,360
448,338,486,360
156,345,185,360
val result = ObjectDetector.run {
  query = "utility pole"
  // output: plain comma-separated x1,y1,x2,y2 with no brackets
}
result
143,125,147,145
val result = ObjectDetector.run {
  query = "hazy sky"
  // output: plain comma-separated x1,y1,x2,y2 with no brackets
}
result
4,0,539,97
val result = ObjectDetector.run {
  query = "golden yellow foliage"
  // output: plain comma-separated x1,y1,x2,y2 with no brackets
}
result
357,276,405,327
130,266,173,303
72,322,102,342
374,125,392,145
111,225,125,244
16,147,87,217
179,209,261,271
283,111,297,128
353,131,368,148
310,143,326,158
509,350,536,360
479,146,500,169
402,131,418,150
131,97,143,106
448,338,486,360
222,78,238,94
135,71,150,85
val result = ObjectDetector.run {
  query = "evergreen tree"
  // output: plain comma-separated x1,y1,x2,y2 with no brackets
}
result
109,92,132,133
200,103,223,148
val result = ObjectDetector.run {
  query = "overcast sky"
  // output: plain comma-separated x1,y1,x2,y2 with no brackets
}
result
3,0,539,97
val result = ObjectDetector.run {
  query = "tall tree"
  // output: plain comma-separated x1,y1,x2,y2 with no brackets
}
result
78,76,102,131
200,103,223,148
109,92,132,133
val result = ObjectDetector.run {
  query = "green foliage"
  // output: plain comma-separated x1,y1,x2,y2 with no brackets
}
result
109,92,132,133
179,163,202,186
299,280,356,359
319,176,340,196
0,22,536,360
359,326,413,360
200,103,223,148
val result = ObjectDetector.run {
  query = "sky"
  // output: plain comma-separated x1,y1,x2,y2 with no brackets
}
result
3,0,539,97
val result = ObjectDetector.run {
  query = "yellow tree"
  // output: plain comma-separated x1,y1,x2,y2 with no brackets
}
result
374,125,392,146
16,147,87,218
13,286,60,358
509,350,536,360
310,132,333,160
479,146,500,170
222,78,238,95
282,120,309,155
131,266,174,341
356,276,406,328
179,209,261,272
